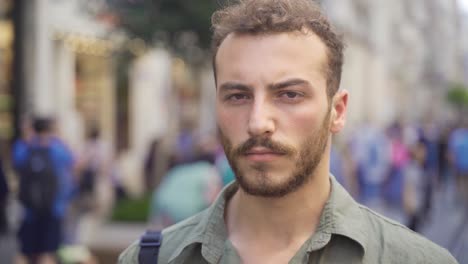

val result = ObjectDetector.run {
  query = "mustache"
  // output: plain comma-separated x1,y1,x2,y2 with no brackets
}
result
233,136,295,156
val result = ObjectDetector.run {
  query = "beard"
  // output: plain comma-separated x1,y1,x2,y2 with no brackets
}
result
219,109,331,198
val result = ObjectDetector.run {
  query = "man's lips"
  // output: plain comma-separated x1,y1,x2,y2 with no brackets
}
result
243,147,285,161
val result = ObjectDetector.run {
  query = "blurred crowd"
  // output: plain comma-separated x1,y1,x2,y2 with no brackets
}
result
1,114,468,263
331,117,468,233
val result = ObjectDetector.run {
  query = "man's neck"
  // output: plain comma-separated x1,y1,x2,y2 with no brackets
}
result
225,169,331,262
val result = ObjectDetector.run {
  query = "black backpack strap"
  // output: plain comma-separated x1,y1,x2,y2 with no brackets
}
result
139,230,163,264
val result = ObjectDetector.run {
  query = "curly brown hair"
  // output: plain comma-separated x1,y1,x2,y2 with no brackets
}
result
211,0,344,98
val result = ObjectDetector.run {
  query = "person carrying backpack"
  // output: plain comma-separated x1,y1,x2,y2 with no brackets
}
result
12,117,75,264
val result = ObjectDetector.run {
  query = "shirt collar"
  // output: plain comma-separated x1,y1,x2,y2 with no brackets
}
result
307,175,368,253
168,176,368,263
200,183,238,263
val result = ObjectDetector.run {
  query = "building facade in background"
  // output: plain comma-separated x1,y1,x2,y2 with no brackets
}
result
461,10,468,85
0,0,14,154
12,1,182,194
323,0,463,129
15,0,117,152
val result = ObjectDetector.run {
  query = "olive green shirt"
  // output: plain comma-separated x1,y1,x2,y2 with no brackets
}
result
119,176,457,264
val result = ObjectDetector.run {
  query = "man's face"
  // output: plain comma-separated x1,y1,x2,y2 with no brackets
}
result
216,32,342,197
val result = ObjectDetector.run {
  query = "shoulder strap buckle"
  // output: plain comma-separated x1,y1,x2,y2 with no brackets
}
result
138,230,163,264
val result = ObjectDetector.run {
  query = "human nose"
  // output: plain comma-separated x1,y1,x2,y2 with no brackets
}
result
247,98,275,137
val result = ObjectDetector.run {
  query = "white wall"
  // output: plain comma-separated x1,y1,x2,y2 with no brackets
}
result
31,0,54,116
130,49,173,161
323,0,462,125
53,40,84,151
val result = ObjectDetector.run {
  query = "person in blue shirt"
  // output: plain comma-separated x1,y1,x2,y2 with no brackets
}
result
12,117,75,264
448,121,468,204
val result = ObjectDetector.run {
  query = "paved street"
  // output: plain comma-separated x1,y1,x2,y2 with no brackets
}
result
419,186,468,264
87,222,147,263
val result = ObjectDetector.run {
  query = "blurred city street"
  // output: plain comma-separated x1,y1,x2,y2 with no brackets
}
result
420,187,468,263
1,0,468,263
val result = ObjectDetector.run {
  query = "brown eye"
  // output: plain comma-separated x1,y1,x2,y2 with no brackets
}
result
284,92,299,98
279,91,303,99
225,93,251,104
231,94,248,100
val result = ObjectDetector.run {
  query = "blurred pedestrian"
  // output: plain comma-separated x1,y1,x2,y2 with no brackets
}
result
13,117,75,264
350,123,391,204
76,125,113,218
12,116,35,171
0,157,8,234
149,160,222,229
195,133,235,186
149,136,223,228
172,122,197,166
417,123,439,220
447,119,468,253
403,140,427,231
143,139,161,192
120,0,456,263
215,153,235,187
0,157,16,264
384,121,410,209
330,145,345,186
437,125,453,189
448,120,468,205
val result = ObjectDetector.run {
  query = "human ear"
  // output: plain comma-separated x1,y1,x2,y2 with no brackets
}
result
330,89,348,133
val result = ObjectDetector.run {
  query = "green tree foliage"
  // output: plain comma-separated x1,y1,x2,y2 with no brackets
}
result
447,82,468,110
107,0,221,50
111,194,152,222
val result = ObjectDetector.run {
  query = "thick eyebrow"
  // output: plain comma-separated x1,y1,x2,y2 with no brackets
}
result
218,78,311,93
268,78,311,91
218,82,253,92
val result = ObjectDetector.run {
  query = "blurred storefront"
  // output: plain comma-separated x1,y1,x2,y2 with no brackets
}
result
119,48,173,194
15,0,117,152
10,0,182,194
323,0,463,129
9,0,220,195
53,32,116,150
0,0,14,153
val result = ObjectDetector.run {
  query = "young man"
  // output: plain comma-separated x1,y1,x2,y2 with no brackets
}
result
119,0,457,263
